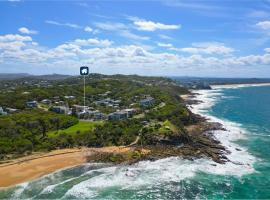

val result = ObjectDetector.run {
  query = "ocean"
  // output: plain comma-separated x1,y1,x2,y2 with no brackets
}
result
1,84,270,199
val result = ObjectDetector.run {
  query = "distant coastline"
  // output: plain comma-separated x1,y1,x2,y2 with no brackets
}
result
211,82,270,89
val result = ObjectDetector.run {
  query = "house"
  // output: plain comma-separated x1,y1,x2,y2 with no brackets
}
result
72,105,90,115
76,111,87,119
108,111,128,120
5,107,20,114
99,91,111,97
123,108,136,117
0,107,7,116
53,96,60,101
26,101,38,108
76,110,106,120
41,99,52,105
93,111,106,120
50,106,71,115
140,97,155,107
64,96,75,100
94,98,121,107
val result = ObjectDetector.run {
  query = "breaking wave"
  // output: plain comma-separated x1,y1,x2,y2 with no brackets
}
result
1,87,257,199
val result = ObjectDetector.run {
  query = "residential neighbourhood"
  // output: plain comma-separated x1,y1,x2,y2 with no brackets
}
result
0,88,155,121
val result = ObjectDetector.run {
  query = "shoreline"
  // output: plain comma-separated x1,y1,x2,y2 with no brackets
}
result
1,84,263,189
0,146,136,188
186,88,256,176
210,82,270,89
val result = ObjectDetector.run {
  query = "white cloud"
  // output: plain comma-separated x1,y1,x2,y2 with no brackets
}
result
159,34,173,40
46,21,97,34
94,22,127,31
84,26,93,32
0,34,31,51
94,21,149,41
18,27,38,35
173,42,234,55
264,48,270,53
256,21,270,30
132,47,147,57
31,42,38,46
76,2,89,7
133,19,181,31
72,38,113,47
1,33,270,76
120,30,149,41
157,43,173,48
45,20,82,29
0,34,32,42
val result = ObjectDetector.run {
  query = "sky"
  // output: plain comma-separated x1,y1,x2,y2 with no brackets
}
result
0,0,270,77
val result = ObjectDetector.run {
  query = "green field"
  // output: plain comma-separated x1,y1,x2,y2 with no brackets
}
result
48,120,102,137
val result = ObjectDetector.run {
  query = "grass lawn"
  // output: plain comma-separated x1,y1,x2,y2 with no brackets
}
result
158,120,178,135
48,120,102,137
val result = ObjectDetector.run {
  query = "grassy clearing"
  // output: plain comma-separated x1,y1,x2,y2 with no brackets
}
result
158,120,178,135
48,120,102,137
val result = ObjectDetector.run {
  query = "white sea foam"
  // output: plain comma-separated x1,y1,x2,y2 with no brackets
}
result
11,182,29,199
211,83,270,89
188,88,256,173
64,155,254,198
61,87,257,198
9,87,258,199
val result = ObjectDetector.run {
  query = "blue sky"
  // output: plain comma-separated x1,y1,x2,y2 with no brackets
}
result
0,0,270,77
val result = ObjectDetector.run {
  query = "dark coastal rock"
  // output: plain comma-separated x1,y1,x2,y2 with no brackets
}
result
185,99,203,105
207,122,225,131
231,161,244,165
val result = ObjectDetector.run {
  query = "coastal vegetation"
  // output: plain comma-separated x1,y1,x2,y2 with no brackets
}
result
0,74,226,164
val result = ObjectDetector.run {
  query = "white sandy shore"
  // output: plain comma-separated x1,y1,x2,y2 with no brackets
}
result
211,82,270,89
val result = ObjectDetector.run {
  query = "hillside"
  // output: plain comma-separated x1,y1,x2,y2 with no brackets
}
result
0,74,225,164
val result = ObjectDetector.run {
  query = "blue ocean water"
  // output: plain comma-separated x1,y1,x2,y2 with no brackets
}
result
0,85,270,199
206,85,270,199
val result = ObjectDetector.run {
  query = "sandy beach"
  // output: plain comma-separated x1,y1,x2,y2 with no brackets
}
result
0,146,133,188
